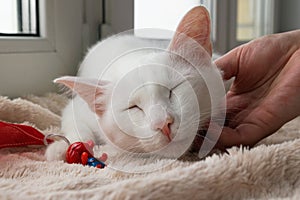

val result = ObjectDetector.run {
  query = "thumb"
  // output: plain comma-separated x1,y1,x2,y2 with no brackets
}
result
206,120,262,148
218,122,272,148
217,126,247,148
215,46,242,80
205,122,247,148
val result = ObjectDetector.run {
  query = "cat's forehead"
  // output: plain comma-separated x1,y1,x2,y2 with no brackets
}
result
134,60,186,89
142,52,204,78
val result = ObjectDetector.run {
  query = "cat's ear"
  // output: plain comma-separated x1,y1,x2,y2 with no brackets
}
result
169,6,212,56
54,76,110,115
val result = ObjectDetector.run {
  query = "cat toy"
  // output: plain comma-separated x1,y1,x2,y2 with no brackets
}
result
0,121,107,168
44,134,108,168
64,139,107,168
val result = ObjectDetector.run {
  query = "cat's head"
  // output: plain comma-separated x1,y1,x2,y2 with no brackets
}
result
55,6,225,158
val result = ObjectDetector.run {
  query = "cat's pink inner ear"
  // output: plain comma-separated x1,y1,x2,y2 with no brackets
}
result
169,6,212,56
54,76,108,115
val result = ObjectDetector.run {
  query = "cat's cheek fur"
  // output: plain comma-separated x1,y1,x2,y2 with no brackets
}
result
98,110,144,152
98,107,174,154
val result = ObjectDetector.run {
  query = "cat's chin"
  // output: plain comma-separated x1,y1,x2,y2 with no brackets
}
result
135,137,194,159
102,134,189,159
100,121,196,159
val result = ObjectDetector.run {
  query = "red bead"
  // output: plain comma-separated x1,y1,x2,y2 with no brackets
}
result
96,164,103,168
99,153,108,162
81,152,88,165
66,142,94,164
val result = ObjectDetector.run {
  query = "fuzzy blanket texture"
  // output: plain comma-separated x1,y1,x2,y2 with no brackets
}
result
0,93,299,200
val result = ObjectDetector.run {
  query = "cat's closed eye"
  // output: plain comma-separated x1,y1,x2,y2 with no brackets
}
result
169,81,185,100
169,90,172,99
128,105,142,111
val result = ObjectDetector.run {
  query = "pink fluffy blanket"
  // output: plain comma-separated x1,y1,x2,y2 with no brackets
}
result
0,93,299,199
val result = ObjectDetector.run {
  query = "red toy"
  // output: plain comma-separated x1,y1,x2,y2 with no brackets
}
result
0,120,107,168
66,140,107,168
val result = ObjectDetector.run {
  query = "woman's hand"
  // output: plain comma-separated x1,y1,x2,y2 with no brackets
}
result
215,30,300,147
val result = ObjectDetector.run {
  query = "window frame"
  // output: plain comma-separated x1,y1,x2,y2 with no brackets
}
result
0,0,102,97
227,0,278,50
104,0,278,54
0,0,40,37
0,0,55,53
210,0,278,53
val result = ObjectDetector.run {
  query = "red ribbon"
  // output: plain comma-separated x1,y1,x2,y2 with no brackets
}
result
0,121,52,148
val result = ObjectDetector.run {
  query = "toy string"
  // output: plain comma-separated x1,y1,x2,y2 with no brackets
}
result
44,134,71,146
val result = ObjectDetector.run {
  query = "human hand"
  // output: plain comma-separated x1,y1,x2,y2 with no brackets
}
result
215,30,300,147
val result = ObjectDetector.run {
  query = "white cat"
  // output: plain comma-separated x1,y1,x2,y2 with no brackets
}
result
46,6,228,161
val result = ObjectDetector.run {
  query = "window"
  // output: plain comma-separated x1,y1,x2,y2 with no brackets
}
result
0,0,55,54
0,0,39,36
134,0,200,39
237,0,258,40
128,0,277,53
236,0,275,41
0,0,101,97
223,0,276,50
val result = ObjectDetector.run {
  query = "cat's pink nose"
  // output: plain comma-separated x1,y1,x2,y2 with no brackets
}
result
148,104,174,141
161,117,173,142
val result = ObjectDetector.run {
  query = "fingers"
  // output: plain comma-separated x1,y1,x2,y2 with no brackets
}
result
217,125,264,148
218,107,288,148
205,121,251,148
215,46,242,80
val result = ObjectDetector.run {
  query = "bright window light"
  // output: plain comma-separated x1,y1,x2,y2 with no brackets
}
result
0,1,18,34
237,0,275,41
0,0,39,36
134,0,200,39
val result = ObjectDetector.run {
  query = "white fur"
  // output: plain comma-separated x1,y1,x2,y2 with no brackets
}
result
46,34,226,161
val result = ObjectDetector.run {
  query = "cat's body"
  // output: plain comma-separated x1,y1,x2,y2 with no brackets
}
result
46,6,228,161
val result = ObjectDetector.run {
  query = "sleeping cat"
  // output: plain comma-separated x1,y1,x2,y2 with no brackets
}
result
46,6,227,161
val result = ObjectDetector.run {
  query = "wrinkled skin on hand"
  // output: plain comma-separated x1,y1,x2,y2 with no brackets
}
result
215,30,300,147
